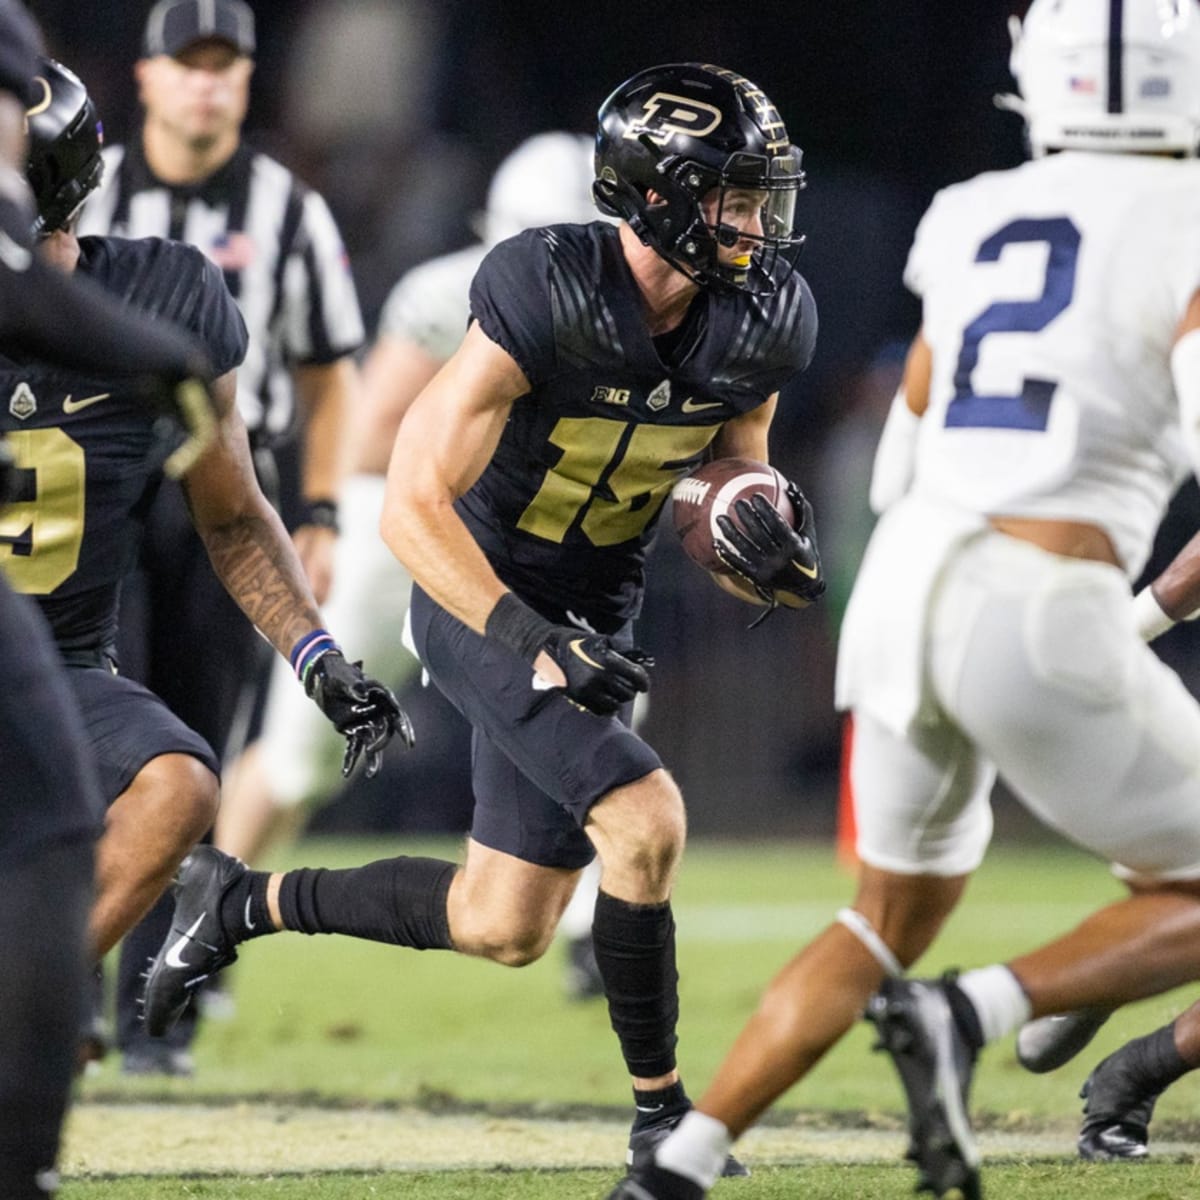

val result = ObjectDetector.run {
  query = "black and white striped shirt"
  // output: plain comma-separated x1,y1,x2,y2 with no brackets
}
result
78,138,363,440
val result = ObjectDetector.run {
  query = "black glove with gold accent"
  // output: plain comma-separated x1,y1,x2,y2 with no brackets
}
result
540,628,652,716
486,592,651,717
715,482,825,608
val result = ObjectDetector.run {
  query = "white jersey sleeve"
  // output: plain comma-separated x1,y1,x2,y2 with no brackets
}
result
376,243,488,361
906,152,1200,579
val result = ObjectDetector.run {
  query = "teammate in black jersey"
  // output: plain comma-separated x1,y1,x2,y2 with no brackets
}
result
0,5,223,1195
142,63,822,1169
3,56,410,1087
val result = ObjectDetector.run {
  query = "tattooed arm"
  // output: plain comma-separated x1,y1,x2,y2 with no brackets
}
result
181,370,322,656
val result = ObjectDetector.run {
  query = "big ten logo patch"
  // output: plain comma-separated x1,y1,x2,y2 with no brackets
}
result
591,385,631,407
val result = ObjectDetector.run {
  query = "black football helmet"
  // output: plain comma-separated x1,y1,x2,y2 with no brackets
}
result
594,63,805,294
25,57,103,237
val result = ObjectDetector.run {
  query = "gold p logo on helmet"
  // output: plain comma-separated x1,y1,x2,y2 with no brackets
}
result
623,92,723,146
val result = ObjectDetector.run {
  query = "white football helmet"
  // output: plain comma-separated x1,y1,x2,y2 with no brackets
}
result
1005,0,1200,156
482,131,602,245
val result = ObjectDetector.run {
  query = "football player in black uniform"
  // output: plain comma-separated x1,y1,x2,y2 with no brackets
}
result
4,56,410,1080
0,4,223,1195
142,63,822,1169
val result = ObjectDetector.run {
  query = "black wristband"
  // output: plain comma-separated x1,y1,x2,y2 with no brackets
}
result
297,497,339,533
485,592,555,663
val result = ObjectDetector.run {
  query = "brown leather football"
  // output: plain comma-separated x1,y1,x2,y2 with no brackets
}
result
671,457,794,576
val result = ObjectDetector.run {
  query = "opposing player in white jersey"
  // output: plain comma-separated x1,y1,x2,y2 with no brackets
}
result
215,131,611,999
608,4,1200,1199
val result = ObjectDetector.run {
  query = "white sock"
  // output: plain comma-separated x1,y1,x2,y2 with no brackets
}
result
653,1110,732,1190
955,964,1031,1044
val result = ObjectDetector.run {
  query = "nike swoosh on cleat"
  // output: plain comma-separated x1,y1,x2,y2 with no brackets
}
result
164,914,207,969
680,397,723,413
62,392,111,414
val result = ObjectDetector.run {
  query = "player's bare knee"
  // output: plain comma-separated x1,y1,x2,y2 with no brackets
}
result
133,752,219,845
589,770,685,892
454,916,553,967
174,755,220,838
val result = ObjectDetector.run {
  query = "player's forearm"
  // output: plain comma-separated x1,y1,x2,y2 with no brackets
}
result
296,359,355,503
381,490,507,635
198,503,324,657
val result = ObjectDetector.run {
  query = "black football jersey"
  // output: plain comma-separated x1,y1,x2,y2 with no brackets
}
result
0,235,248,651
463,222,817,627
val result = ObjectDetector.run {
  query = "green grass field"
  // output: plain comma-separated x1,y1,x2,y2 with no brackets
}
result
62,835,1200,1198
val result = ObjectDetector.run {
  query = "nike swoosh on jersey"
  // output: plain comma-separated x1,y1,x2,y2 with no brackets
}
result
243,896,256,930
62,392,111,414
680,397,723,413
164,914,208,969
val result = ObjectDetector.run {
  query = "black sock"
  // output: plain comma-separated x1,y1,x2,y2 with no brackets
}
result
943,976,986,1052
632,1079,690,1131
277,857,455,949
1124,1021,1190,1093
592,890,680,1079
219,869,273,944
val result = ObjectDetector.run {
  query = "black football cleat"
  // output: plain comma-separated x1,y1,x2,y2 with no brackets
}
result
141,846,245,1037
605,1163,706,1199
1015,1007,1113,1074
627,1106,748,1179
868,978,981,1200
1077,1045,1160,1161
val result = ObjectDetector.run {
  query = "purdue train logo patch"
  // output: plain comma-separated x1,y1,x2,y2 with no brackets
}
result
9,382,36,420
647,380,671,411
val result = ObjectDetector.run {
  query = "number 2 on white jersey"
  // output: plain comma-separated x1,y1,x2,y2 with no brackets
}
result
947,216,1081,432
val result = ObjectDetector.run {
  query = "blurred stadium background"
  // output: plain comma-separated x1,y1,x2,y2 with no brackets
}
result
28,0,1200,845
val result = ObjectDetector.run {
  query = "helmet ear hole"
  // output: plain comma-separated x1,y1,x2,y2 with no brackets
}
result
25,58,105,237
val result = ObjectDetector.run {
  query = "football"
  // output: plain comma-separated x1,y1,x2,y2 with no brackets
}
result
671,457,795,577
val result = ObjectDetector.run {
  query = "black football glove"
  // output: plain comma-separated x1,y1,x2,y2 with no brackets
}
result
714,483,825,609
539,628,652,717
305,650,415,778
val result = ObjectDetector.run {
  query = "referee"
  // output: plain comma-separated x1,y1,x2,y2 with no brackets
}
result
77,0,364,1075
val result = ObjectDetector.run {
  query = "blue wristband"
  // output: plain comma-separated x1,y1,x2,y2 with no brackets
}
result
289,629,340,685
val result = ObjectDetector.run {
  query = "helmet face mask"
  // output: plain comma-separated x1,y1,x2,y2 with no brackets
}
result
25,58,105,238
594,63,805,294
1005,0,1200,157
